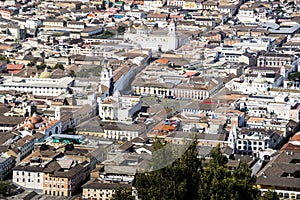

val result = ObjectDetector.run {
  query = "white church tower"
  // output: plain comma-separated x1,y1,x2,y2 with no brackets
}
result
168,19,177,36
228,124,238,154
55,106,61,120
99,61,113,89
167,20,180,50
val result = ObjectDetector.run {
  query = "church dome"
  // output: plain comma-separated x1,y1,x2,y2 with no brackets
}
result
253,73,267,84
29,113,43,124
40,68,51,79
26,123,35,130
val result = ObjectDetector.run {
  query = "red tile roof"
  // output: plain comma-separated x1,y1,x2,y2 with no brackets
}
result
7,64,24,70
184,72,199,77
156,58,169,64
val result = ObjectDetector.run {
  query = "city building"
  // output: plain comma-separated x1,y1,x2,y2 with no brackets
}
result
0,76,74,97
256,150,300,199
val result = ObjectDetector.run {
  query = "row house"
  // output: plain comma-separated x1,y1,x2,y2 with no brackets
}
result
8,135,35,164
257,52,298,74
98,94,141,121
133,73,223,100
0,76,74,97
13,143,95,196
0,8,18,20
146,13,168,21
182,0,197,10
66,21,85,29
195,18,216,27
247,117,294,138
143,0,165,9
228,127,282,157
201,0,218,11
218,3,238,17
43,160,89,197
102,122,146,141
0,153,15,180
256,150,300,199
82,182,132,200
43,20,65,27
13,164,44,192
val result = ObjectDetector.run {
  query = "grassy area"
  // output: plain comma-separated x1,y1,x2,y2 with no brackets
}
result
270,87,300,93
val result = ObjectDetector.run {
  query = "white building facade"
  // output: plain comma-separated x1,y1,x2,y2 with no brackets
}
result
0,76,74,97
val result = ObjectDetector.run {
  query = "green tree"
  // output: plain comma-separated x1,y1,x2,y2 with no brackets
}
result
135,137,200,200
198,144,260,200
36,61,47,71
69,70,76,78
53,63,65,70
0,181,9,196
198,145,231,200
288,72,300,81
27,61,35,67
0,55,6,61
232,161,259,200
0,55,10,63
208,144,227,168
135,143,260,200
261,190,279,200
117,25,126,34
27,58,38,67
112,186,134,200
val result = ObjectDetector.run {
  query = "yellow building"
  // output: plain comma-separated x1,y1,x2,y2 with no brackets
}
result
43,160,89,197
76,117,105,137
82,180,132,200
183,0,196,10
